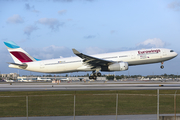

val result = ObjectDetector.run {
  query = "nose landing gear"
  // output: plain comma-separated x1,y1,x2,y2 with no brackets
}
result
160,62,164,69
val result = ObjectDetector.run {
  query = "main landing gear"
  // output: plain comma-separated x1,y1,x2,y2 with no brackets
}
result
89,71,101,80
160,62,164,69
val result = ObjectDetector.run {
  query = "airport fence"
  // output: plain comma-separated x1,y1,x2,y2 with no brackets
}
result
0,90,180,120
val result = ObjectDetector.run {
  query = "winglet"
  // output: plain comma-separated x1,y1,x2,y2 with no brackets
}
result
72,49,80,55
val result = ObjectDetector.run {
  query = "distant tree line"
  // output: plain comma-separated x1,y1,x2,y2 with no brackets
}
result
18,73,180,80
106,73,180,80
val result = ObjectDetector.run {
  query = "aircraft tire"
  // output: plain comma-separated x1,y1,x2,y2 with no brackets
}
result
93,73,97,76
97,72,101,77
89,76,93,79
93,76,97,80
160,65,164,69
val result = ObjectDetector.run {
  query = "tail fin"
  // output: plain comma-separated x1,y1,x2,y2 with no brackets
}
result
4,41,36,63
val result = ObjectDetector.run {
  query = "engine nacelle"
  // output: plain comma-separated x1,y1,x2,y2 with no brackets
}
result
108,62,128,71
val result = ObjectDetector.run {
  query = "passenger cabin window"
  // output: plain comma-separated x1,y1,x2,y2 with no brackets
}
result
170,50,174,52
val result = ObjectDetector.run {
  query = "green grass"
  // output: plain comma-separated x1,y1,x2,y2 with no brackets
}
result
0,90,180,117
28,95,74,116
76,94,116,115
118,95,157,115
0,96,26,117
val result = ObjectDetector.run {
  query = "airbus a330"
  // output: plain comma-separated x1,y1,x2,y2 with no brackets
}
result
4,41,178,80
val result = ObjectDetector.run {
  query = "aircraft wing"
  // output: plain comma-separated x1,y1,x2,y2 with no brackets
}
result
72,49,114,68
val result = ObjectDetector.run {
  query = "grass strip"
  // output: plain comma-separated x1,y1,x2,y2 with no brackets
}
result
0,90,179,117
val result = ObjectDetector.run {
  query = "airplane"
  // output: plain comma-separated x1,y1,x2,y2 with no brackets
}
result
59,78,70,81
36,77,51,81
17,78,33,82
5,80,15,82
4,41,178,80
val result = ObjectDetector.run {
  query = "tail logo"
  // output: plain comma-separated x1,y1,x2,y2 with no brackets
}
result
10,51,33,63
4,41,37,63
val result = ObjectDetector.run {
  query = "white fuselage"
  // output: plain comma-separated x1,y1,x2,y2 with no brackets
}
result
9,48,177,73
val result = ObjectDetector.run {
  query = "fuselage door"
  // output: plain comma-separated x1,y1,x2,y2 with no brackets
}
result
162,49,167,57
131,52,136,59
40,62,45,69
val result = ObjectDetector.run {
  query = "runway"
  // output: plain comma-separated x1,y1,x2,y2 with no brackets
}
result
1,81,180,91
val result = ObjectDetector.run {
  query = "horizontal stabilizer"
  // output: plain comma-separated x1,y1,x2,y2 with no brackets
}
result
7,62,27,69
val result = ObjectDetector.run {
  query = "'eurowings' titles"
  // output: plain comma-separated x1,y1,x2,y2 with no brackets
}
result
138,49,161,54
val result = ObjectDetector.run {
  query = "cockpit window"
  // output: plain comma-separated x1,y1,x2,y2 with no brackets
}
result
170,50,174,52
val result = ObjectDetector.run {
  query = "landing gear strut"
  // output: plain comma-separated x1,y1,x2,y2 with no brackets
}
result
89,71,101,80
160,62,164,69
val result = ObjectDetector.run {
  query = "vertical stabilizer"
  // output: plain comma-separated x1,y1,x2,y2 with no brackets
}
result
4,41,36,64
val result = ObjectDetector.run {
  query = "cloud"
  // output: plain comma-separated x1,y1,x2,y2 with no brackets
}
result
37,18,64,30
84,35,96,39
58,10,67,15
27,45,110,60
136,38,166,48
25,3,39,13
24,25,38,36
110,30,117,34
168,1,180,11
7,14,24,24
25,3,32,10
84,47,106,55
26,45,72,59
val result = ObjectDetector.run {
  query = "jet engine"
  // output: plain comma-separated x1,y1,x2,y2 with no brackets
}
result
101,62,128,71
108,62,128,71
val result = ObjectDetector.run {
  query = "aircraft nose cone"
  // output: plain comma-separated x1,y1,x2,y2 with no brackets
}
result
172,52,178,58
175,52,178,57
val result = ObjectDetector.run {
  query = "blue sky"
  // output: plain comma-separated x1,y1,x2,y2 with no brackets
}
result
0,0,180,76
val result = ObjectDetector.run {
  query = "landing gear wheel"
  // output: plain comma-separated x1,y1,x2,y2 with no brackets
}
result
160,65,164,69
93,76,97,80
93,73,97,76
90,71,101,80
97,72,101,77
160,62,164,69
89,76,93,79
